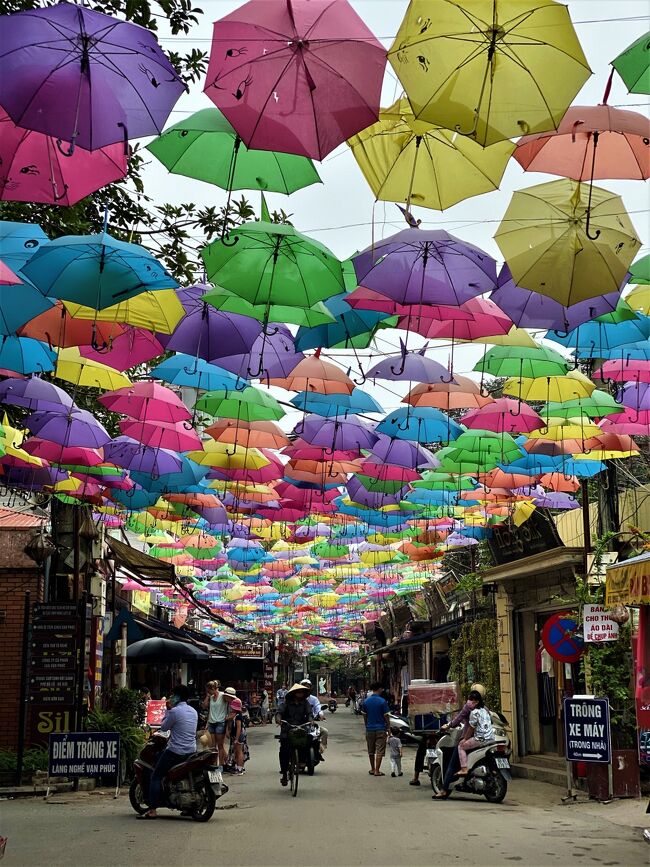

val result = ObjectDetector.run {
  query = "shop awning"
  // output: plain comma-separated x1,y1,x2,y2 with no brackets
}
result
364,619,463,657
481,547,583,584
605,551,650,606
106,536,175,583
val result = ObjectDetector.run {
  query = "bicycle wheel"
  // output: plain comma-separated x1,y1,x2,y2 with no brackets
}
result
290,749,300,797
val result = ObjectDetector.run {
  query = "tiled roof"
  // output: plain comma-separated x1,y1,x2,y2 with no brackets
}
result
0,508,47,528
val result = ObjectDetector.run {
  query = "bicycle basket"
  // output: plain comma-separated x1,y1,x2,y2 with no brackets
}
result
288,729,309,749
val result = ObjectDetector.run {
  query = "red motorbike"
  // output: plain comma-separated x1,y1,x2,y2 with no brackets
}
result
129,734,228,822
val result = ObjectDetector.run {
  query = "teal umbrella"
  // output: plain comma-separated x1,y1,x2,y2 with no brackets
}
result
21,232,178,310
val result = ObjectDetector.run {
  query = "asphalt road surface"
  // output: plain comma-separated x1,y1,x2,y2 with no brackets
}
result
2,710,648,866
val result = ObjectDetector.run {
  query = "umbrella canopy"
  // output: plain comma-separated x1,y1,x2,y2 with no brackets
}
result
202,284,334,330
495,179,641,306
0,1,185,151
55,348,131,391
462,398,544,434
0,277,53,336
269,356,354,394
25,408,110,449
64,290,185,334
353,228,497,307
475,345,569,378
18,303,124,349
366,344,454,384
612,30,650,95
104,437,183,476
126,637,208,662
0,220,49,272
166,302,263,363
0,336,56,375
21,233,178,310
79,327,164,371
150,354,242,392
347,97,513,210
513,105,650,180
203,0,386,160
196,386,284,422
99,383,191,423
147,108,321,193
0,108,127,206
0,377,75,412
388,0,591,147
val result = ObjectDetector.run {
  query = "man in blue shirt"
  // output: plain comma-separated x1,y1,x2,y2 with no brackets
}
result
362,682,390,777
140,684,198,820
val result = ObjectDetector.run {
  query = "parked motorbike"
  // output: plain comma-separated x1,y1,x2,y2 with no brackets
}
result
327,699,337,713
427,711,512,803
353,695,364,715
388,712,417,743
129,733,229,822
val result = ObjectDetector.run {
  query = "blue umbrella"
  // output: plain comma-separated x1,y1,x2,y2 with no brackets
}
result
376,407,464,443
21,232,178,310
589,341,650,361
559,459,606,478
150,354,244,391
0,336,56,374
0,221,49,272
290,388,383,417
0,281,53,335
294,293,395,351
547,315,650,357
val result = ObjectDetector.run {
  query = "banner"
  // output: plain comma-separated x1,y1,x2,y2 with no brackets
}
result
48,732,120,777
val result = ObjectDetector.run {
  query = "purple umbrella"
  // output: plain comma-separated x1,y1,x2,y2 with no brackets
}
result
25,408,110,449
0,464,68,489
353,229,497,307
298,415,378,452
532,492,579,510
491,265,622,331
0,2,185,152
0,377,76,412
366,341,455,383
619,381,650,411
166,303,262,363
103,436,182,477
217,325,303,379
368,434,439,470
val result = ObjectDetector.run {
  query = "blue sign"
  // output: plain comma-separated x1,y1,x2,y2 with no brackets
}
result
48,732,120,777
563,697,611,764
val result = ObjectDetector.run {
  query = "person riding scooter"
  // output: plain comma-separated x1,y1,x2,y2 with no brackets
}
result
300,678,328,757
432,683,485,801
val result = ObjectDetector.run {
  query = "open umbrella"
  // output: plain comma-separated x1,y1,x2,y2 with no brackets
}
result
612,31,650,95
150,354,242,392
0,336,56,375
366,343,454,383
196,386,284,422
347,97,513,210
64,290,185,334
166,302,262,363
0,1,185,151
147,107,321,193
0,108,127,206
495,179,641,306
203,0,386,160
126,637,208,662
99,383,191,423
388,0,590,146
79,327,164,371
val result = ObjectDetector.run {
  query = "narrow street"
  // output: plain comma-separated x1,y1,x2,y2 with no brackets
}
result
2,710,647,866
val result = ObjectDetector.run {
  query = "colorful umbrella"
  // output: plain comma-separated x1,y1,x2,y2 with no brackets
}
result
0,336,56,374
0,1,185,151
366,343,454,383
203,0,386,160
99,383,191,423
147,108,321,193
79,327,164,371
150,354,242,392
475,345,569,378
55,347,131,390
388,0,590,146
0,377,74,412
196,386,284,422
0,108,127,206
462,398,544,435
64,290,185,334
166,302,263,363
612,30,650,95
25,408,110,449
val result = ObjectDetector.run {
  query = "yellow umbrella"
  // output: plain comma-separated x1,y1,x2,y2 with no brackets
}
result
56,347,131,390
64,289,184,333
388,0,591,147
528,418,602,440
186,442,270,470
624,284,649,315
0,416,24,448
503,369,595,402
513,501,536,527
495,179,641,306
347,97,513,210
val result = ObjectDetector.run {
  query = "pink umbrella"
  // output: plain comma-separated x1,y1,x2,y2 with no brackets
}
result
0,259,21,285
0,107,127,206
22,438,105,467
404,298,513,340
118,418,202,452
599,410,650,437
346,286,473,321
99,382,191,423
462,398,544,434
593,359,650,383
203,0,386,160
79,328,164,371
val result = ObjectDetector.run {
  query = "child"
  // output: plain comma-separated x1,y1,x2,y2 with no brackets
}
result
387,729,403,778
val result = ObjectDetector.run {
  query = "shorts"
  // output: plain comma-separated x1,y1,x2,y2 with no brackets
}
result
208,721,226,735
366,730,387,757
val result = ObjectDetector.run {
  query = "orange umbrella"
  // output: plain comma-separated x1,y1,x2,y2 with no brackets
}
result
19,301,124,347
404,375,493,411
269,354,354,394
539,472,580,493
204,418,290,449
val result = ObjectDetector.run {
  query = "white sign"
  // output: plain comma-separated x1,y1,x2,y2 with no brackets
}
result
583,604,619,643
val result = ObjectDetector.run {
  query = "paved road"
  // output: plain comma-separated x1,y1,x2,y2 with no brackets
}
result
2,710,648,866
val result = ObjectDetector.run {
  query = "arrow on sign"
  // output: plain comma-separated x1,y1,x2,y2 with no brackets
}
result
579,753,603,759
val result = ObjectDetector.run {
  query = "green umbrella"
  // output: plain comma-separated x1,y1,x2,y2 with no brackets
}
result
353,474,408,495
202,284,336,328
474,345,569,378
412,471,477,491
628,253,650,286
594,299,639,323
201,222,345,325
612,31,650,95
147,108,322,193
195,386,284,422
443,430,522,472
541,391,625,419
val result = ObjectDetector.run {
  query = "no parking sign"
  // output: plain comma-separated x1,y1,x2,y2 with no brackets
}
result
541,612,584,663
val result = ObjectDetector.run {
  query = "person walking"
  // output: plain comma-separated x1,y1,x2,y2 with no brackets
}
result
260,688,270,723
226,696,248,775
202,681,237,771
362,682,390,777
387,729,403,777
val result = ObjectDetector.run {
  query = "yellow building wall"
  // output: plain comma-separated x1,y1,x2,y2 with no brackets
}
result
555,484,650,548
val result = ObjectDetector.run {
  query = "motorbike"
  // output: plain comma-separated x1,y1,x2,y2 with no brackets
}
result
388,712,417,743
353,695,364,715
276,722,323,774
327,698,337,714
427,711,512,803
129,733,229,822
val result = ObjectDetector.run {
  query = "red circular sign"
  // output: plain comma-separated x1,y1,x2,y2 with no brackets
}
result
541,612,584,663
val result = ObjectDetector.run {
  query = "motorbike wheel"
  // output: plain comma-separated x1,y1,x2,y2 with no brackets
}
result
306,747,315,776
484,772,507,804
191,786,216,822
129,780,148,815
429,763,443,794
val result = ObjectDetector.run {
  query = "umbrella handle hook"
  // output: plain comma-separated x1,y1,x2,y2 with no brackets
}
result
508,400,523,418
221,232,240,248
52,184,69,203
56,138,76,157
234,377,249,392
247,356,266,379
396,413,411,432
353,368,367,386
440,370,455,384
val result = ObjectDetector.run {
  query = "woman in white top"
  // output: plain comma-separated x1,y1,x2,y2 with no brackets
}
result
457,689,495,775
202,681,237,768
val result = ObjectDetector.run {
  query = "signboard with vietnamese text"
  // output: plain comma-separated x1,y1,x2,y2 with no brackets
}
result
48,732,120,777
146,699,168,727
583,605,619,643
563,697,611,764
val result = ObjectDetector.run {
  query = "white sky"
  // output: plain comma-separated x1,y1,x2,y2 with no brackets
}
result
141,0,650,422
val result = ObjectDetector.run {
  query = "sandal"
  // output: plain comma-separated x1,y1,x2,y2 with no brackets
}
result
137,813,157,820
280,776,288,787
432,791,450,800
374,772,385,776
409,780,421,787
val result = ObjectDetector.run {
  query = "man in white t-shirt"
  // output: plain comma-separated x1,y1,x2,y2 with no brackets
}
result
202,681,237,769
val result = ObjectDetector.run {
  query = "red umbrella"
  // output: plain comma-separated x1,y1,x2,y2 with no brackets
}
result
203,0,386,160
19,302,125,348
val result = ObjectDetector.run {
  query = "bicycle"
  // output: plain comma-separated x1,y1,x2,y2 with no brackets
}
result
282,722,314,798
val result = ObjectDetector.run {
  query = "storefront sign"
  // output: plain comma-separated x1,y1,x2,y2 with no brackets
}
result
145,699,168,727
29,603,80,733
582,605,619,643
488,509,563,565
563,697,611,763
605,555,650,606
48,732,120,777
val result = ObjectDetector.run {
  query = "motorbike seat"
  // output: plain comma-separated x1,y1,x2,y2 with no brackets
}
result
166,749,216,781
465,739,496,753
